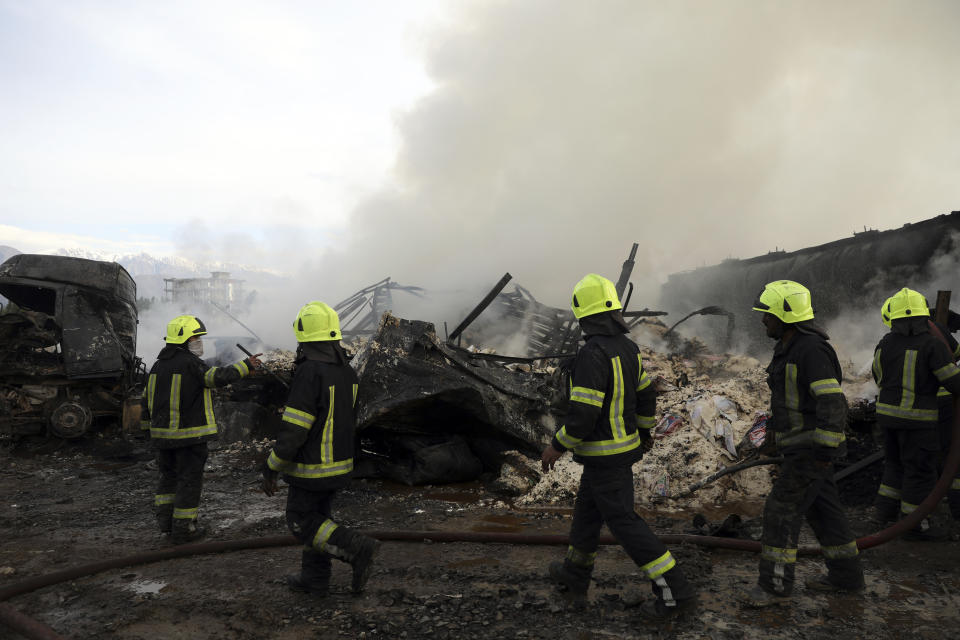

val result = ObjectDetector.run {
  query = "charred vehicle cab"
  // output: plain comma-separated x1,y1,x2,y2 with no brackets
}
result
0,254,141,439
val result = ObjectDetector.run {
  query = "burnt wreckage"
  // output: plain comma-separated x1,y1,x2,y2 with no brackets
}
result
0,254,140,439
661,210,960,350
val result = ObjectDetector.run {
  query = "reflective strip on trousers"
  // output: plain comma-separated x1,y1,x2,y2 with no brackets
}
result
761,545,797,564
952,479,960,491
311,519,339,552
901,501,919,514
877,484,901,500
565,545,597,567
640,550,676,580
821,541,859,560
173,507,199,520
154,494,175,507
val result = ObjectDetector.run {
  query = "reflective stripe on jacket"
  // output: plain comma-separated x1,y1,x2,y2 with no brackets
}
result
551,333,655,467
874,321,960,429
766,332,848,457
267,355,358,491
140,345,252,449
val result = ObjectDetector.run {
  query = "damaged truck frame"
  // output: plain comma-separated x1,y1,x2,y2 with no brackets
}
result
0,254,142,440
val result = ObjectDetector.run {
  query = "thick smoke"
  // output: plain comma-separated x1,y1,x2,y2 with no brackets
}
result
316,0,960,310
147,1,960,359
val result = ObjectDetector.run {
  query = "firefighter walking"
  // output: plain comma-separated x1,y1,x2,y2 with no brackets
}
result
872,288,960,539
740,280,864,607
262,301,379,595
541,274,697,620
141,315,261,544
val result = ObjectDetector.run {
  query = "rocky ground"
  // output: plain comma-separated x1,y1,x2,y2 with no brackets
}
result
2,433,960,640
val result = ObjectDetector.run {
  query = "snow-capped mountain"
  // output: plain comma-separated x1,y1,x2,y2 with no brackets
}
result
2,246,286,300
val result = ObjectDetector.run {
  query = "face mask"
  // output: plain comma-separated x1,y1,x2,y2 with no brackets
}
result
188,339,204,357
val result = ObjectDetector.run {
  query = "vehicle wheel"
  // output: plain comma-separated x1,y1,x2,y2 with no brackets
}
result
49,401,93,439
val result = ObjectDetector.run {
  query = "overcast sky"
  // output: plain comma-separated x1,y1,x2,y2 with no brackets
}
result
3,0,960,309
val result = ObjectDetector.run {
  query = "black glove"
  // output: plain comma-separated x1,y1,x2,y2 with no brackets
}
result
261,465,279,497
641,434,655,454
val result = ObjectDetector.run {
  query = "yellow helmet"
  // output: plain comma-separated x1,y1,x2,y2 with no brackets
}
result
165,315,207,344
293,301,341,342
752,280,814,324
885,288,929,321
571,274,622,319
880,296,894,328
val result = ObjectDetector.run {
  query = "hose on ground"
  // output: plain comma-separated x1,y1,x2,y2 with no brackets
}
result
4,396,958,639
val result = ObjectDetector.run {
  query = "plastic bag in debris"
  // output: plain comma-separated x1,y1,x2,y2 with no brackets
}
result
687,395,738,459
654,414,683,439
652,473,670,498
739,411,770,453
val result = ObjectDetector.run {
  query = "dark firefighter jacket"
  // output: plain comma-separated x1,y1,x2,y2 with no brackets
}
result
766,328,848,457
928,320,960,403
266,343,358,491
551,328,655,467
141,345,254,449
873,317,960,428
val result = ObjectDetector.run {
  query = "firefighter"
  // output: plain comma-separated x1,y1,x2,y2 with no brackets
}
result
932,309,960,529
739,280,863,608
261,301,379,596
141,315,261,544
540,274,697,620
872,288,960,539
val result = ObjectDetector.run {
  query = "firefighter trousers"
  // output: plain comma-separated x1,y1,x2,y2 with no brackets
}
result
285,484,362,588
568,463,694,605
154,443,209,533
876,427,941,519
759,452,862,595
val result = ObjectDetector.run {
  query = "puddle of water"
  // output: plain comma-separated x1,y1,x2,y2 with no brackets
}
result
124,579,167,595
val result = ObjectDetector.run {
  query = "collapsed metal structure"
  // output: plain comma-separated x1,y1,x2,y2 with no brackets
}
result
661,210,960,348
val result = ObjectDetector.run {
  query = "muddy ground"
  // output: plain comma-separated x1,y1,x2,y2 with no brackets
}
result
2,434,959,640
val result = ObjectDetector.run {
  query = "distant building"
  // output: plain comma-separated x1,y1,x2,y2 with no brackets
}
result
163,272,245,309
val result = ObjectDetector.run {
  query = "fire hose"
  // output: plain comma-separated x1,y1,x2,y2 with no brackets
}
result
3,397,959,639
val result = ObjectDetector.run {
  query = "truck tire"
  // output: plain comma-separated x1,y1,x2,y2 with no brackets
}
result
49,401,92,439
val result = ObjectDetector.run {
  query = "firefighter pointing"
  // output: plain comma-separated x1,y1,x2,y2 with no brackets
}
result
541,274,697,619
141,315,261,544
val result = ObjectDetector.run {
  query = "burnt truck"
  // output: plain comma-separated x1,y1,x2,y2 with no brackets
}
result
0,254,142,439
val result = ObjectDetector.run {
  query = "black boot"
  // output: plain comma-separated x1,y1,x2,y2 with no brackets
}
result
548,559,592,603
286,573,329,596
155,506,173,535
171,519,206,545
327,530,380,593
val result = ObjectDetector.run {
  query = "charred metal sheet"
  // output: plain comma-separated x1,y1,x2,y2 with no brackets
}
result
352,313,561,453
